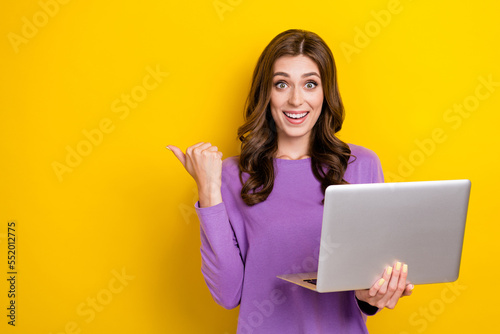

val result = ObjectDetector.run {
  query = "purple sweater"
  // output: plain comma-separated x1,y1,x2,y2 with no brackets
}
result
195,144,384,333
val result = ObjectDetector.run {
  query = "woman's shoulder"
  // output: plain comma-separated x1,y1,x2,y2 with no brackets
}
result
222,155,240,175
347,143,381,163
345,143,384,183
220,156,246,192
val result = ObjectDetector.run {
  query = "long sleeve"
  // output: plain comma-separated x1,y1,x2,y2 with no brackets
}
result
195,201,245,309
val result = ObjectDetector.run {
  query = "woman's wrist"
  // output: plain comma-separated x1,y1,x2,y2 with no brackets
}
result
355,296,379,315
198,185,222,208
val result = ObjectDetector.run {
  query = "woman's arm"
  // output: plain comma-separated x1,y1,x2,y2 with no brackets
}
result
168,143,245,309
196,201,245,309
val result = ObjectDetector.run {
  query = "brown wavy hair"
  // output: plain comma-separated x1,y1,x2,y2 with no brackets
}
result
237,29,353,206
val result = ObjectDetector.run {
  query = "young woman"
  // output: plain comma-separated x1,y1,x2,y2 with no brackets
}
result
168,29,413,333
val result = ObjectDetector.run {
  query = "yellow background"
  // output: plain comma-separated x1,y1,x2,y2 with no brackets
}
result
1,0,499,333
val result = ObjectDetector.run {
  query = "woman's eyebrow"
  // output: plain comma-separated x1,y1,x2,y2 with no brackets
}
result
273,71,320,78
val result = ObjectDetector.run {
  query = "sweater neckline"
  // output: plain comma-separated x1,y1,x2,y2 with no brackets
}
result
274,157,311,164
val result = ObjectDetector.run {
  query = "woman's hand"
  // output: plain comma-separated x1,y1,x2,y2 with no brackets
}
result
167,142,223,208
355,261,414,310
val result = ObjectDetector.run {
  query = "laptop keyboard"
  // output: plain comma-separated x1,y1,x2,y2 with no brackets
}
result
303,279,317,285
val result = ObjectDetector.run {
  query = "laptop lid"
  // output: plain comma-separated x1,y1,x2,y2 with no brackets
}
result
311,179,471,292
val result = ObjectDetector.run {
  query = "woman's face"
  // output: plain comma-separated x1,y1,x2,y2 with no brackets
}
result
270,55,323,146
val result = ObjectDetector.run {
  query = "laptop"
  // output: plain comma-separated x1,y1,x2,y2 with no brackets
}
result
277,179,471,292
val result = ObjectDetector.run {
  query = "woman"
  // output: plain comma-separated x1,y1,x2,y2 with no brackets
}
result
168,29,413,333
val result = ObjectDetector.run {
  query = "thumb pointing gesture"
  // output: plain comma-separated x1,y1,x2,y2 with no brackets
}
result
166,143,223,208
167,145,186,167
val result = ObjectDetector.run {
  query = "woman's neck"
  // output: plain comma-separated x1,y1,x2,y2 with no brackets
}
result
275,136,311,160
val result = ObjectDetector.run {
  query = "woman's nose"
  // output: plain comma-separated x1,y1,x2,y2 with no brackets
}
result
288,86,304,106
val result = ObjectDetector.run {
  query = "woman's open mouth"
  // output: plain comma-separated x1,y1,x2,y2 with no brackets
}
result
283,111,309,124
284,111,308,119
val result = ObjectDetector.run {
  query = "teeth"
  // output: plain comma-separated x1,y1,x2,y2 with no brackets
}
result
284,112,308,119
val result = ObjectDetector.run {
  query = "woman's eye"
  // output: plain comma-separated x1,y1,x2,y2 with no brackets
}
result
305,82,317,89
276,82,288,89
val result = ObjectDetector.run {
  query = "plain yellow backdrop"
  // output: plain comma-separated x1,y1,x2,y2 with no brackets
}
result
1,0,499,333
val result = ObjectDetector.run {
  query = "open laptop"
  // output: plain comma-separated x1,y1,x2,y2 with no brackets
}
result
277,179,471,292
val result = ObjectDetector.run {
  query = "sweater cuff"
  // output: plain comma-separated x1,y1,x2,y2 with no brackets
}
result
194,201,228,221
355,296,379,316
195,200,225,210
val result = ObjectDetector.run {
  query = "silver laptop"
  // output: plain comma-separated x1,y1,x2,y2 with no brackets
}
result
277,179,471,292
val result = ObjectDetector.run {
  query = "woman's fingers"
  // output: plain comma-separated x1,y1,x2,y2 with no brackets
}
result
167,145,186,166
168,142,223,184
167,142,223,208
403,284,414,297
387,262,403,294
358,262,413,309
205,146,224,158
368,277,385,297
206,145,218,151
169,142,220,167
382,262,408,309
186,142,211,159
377,265,393,295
